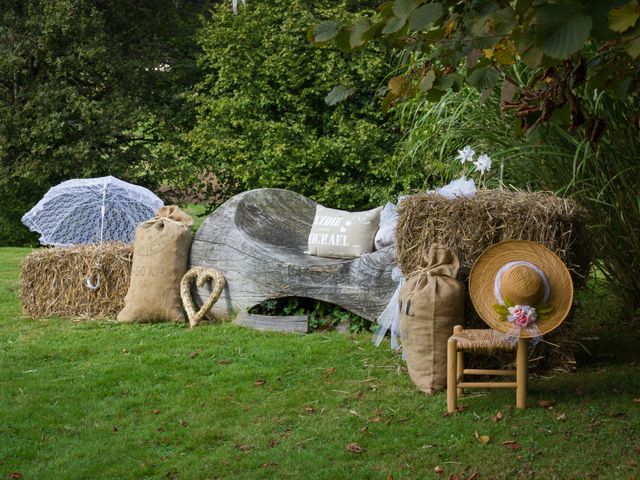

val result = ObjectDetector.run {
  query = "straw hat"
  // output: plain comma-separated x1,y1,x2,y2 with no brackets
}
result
469,240,573,338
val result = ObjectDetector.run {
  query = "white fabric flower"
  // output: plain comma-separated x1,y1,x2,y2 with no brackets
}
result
456,145,475,164
474,153,492,173
435,175,476,199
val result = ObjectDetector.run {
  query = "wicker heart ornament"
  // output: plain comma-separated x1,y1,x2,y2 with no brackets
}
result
180,267,226,328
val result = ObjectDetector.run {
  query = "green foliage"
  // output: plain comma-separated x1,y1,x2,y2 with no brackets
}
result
250,297,373,333
313,0,640,135
0,0,205,245
392,77,640,319
187,0,399,210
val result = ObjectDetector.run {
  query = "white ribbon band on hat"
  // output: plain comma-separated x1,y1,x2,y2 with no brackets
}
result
493,260,551,306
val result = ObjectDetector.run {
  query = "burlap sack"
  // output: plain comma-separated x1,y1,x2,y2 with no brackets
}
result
117,206,193,323
398,244,465,394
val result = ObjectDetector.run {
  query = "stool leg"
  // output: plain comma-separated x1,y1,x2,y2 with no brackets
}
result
457,350,465,397
516,337,529,409
447,337,458,413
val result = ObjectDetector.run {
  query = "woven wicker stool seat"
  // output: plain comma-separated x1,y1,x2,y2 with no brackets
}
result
450,329,516,353
447,325,529,412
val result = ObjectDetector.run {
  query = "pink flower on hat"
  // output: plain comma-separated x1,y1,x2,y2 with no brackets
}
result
507,305,537,328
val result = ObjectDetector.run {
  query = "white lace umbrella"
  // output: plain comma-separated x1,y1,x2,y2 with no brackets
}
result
22,176,163,247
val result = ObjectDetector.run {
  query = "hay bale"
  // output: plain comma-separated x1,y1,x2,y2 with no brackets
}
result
20,243,133,319
396,190,591,372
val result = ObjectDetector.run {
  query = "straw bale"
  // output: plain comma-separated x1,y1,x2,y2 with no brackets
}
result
19,243,133,319
396,190,591,372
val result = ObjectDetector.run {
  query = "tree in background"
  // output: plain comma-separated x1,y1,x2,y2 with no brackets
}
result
186,0,400,210
0,0,207,245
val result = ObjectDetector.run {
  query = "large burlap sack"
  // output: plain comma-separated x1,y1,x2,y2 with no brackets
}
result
117,206,193,323
398,244,465,394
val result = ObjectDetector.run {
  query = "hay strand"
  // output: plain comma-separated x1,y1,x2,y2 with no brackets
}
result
19,243,133,319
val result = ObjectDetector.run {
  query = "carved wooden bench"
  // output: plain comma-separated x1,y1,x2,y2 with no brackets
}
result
189,188,396,322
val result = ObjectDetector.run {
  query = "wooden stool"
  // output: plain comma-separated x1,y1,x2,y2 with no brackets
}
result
447,325,529,413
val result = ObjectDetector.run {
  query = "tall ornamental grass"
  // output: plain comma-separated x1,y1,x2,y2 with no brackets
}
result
393,87,639,320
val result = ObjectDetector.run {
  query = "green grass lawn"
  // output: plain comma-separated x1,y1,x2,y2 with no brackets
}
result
1,248,639,480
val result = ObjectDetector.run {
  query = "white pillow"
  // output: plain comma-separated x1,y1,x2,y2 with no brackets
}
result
307,205,382,259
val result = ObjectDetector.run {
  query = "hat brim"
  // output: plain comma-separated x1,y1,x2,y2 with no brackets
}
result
469,240,573,337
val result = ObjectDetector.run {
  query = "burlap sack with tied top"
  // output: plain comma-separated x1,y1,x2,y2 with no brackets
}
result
398,244,465,394
117,206,193,323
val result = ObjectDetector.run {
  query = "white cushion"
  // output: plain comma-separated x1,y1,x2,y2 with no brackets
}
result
307,205,382,259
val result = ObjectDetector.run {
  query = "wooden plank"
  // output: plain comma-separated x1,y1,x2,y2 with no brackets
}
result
463,369,516,376
234,311,309,334
458,381,517,389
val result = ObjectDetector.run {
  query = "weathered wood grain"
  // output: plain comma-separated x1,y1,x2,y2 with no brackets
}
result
235,312,309,333
189,188,397,322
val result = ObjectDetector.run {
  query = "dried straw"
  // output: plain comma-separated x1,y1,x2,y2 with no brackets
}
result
19,243,133,319
396,190,591,372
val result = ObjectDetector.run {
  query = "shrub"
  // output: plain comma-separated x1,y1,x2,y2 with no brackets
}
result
187,0,400,210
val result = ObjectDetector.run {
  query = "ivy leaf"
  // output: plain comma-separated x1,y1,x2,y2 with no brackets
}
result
388,75,407,95
313,21,341,43
350,18,372,49
534,2,593,59
408,3,443,32
362,21,385,42
419,70,436,92
325,85,356,106
609,1,640,33
382,15,407,34
392,0,419,18
624,33,640,58
467,60,500,90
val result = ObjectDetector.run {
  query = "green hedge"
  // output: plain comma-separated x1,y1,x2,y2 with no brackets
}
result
187,0,400,210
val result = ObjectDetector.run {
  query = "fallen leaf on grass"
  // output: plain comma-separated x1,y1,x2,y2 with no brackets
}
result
151,409,161,415
268,438,279,448
360,425,368,432
492,411,504,422
369,416,382,423
303,406,316,414
434,465,444,474
254,379,266,387
503,440,521,449
633,398,640,403
238,444,253,452
556,413,567,422
179,419,188,427
474,431,491,444
467,473,480,480
537,399,556,409
6,473,23,479
260,463,278,468
574,387,585,396
189,351,199,358
345,442,365,453
112,425,119,432
216,359,231,365
386,476,394,480
610,411,627,418
324,367,336,375
448,475,459,480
